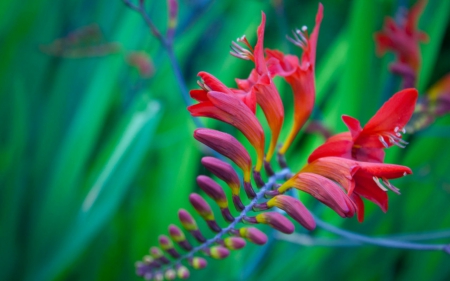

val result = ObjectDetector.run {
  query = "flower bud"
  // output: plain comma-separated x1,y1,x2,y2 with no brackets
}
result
267,195,316,230
165,268,176,280
255,212,295,234
158,235,174,250
194,129,252,182
168,224,185,242
224,237,246,250
196,176,229,209
189,193,221,232
176,265,190,279
209,245,230,259
178,209,198,231
189,257,208,269
189,193,214,221
150,247,163,259
238,227,268,245
201,156,241,196
168,224,193,251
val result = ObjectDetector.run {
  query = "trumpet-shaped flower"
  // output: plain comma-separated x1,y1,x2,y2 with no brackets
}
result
308,88,418,163
231,13,284,163
278,156,411,222
266,3,323,155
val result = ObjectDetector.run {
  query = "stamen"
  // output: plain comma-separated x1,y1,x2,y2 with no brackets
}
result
373,176,388,191
387,133,408,145
230,41,254,61
394,126,399,132
197,80,210,91
401,127,406,134
237,35,253,52
378,135,389,148
382,178,401,195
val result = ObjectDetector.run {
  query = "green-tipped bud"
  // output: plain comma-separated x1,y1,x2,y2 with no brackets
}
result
209,246,230,259
158,235,174,251
165,269,176,280
178,209,198,231
149,247,164,259
224,237,246,250
168,224,185,242
238,227,267,245
176,265,190,279
255,212,295,234
189,257,208,269
189,193,214,221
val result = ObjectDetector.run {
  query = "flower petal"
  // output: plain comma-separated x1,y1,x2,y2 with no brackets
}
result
363,88,418,134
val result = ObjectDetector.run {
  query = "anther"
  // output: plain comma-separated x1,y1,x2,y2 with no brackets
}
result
378,135,389,148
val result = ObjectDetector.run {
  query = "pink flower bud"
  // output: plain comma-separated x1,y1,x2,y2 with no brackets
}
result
267,195,316,230
165,269,176,280
201,156,241,196
176,265,190,279
189,257,207,269
178,209,198,231
168,224,185,242
255,212,295,234
194,129,252,182
158,235,174,250
196,175,228,209
224,237,246,250
238,227,267,245
209,246,230,259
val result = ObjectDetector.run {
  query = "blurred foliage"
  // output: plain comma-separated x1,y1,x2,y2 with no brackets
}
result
1,0,449,280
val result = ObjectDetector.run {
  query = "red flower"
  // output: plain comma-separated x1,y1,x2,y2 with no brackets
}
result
231,12,284,163
278,157,412,222
265,3,323,155
308,88,418,163
374,0,428,72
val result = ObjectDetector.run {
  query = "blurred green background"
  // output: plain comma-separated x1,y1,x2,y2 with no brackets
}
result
1,0,449,280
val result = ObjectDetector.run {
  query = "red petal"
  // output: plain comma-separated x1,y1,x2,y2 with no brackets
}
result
342,115,362,140
308,139,353,163
374,33,394,56
198,72,233,94
405,0,427,35
362,88,418,134
350,193,365,222
357,162,412,179
190,89,208,102
353,173,388,212
254,12,268,75
265,49,298,77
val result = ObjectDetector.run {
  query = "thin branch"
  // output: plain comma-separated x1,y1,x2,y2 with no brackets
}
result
312,214,449,252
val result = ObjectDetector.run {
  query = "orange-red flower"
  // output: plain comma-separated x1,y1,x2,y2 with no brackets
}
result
231,12,284,163
308,88,418,163
278,156,412,222
374,0,428,72
266,3,323,155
